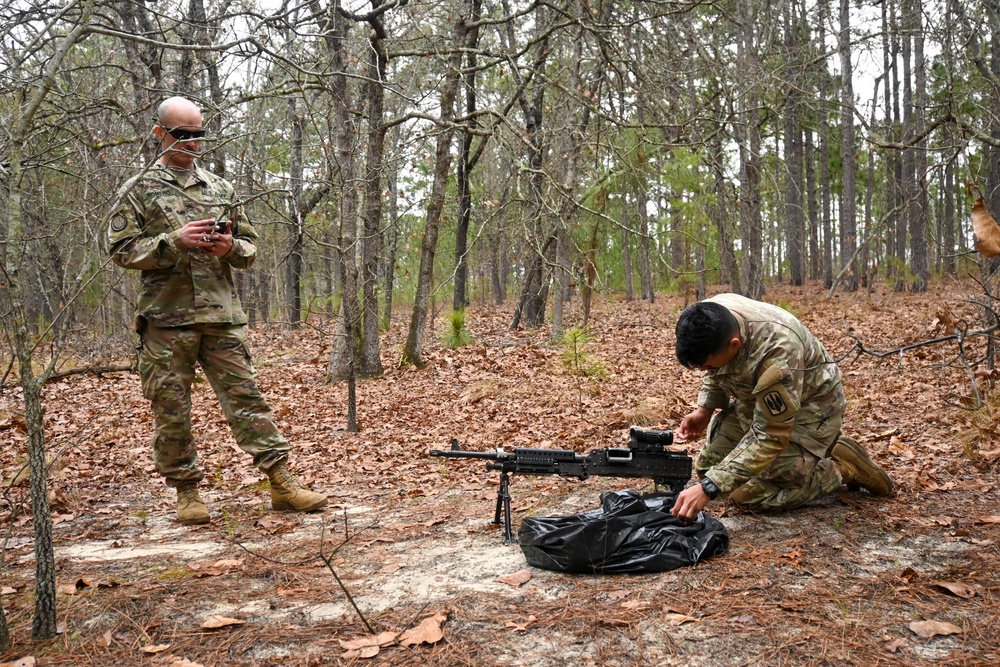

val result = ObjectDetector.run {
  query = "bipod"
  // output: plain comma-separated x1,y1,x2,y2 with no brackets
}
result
492,469,515,544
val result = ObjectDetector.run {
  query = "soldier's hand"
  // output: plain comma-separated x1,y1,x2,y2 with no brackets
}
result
180,218,221,250
203,220,234,257
670,483,710,523
677,406,713,441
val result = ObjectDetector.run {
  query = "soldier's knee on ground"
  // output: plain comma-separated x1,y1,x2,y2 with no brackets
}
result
728,484,754,506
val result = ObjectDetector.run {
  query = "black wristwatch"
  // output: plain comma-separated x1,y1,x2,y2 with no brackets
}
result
700,477,720,500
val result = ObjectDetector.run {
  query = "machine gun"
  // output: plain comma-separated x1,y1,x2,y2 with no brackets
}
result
429,427,692,543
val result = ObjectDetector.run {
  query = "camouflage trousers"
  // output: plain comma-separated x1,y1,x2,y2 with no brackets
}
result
138,322,289,487
697,402,844,512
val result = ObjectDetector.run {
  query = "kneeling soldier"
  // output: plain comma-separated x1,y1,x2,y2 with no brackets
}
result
670,294,892,522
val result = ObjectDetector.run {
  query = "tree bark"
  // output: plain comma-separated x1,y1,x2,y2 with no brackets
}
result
838,0,858,292
622,206,633,301
359,8,389,377
909,0,929,292
785,0,805,286
453,0,483,311
737,0,765,300
286,97,305,326
819,0,834,289
402,0,467,365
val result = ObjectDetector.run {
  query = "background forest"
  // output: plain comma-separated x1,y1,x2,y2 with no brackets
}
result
3,0,1000,655
4,0,1000,374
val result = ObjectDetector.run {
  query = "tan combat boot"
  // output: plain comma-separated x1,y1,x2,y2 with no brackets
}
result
176,483,210,525
267,462,328,512
830,436,894,497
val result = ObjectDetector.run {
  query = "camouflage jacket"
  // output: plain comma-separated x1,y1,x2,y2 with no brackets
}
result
107,163,256,328
697,294,846,491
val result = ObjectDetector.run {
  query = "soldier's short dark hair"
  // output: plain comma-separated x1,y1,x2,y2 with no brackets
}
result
675,301,738,369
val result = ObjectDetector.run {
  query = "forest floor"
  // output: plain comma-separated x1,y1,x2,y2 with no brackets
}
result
1,280,999,667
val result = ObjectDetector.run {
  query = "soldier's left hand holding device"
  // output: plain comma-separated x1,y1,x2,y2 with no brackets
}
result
179,217,233,256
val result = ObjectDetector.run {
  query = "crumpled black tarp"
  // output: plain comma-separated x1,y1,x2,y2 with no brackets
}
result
518,489,729,574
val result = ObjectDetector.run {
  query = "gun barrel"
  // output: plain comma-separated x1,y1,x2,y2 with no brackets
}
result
428,448,507,460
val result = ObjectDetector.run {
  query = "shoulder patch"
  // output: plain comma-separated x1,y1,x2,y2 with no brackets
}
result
753,362,786,393
760,386,794,418
110,212,129,233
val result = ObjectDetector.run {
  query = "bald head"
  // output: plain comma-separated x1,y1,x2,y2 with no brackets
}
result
156,96,202,128
153,97,204,170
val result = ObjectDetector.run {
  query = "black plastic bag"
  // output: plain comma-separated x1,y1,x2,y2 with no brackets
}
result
518,489,728,574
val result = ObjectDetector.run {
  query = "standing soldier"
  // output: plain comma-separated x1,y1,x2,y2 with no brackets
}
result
670,293,892,522
107,96,327,524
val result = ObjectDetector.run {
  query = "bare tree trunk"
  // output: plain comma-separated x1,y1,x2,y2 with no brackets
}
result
319,0,362,388
622,205,633,301
943,125,957,274
895,0,911,292
838,0,858,292
710,116,738,291
453,0,482,311
785,0,805,286
806,129,820,281
381,128,401,328
552,225,569,337
736,0,765,299
638,195,654,302
909,0,929,292
581,225,598,328
402,2,466,365
818,0,834,289
489,225,506,305
359,8,389,377
508,3,553,328
286,97,305,326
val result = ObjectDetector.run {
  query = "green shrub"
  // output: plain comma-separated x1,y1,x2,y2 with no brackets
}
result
442,309,473,349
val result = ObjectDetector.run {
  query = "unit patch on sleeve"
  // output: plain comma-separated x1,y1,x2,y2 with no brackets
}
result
753,360,799,421
110,212,129,233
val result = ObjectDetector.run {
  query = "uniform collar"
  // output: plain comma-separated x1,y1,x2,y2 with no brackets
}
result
153,161,209,186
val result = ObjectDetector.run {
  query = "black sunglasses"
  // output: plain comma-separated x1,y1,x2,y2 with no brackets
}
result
161,126,206,141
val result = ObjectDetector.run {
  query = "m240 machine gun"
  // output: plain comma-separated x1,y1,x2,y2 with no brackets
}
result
429,427,692,543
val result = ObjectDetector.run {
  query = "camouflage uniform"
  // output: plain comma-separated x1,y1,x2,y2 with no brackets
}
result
108,163,288,487
695,294,845,511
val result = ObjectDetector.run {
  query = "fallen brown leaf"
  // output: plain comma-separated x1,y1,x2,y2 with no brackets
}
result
909,619,963,638
884,637,905,653
621,600,652,611
931,581,980,599
398,610,448,647
496,569,532,587
504,614,538,632
200,615,246,629
342,645,381,659
0,658,36,667
339,630,398,651
141,644,171,654
664,613,699,626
